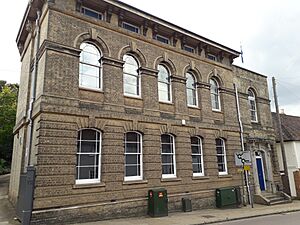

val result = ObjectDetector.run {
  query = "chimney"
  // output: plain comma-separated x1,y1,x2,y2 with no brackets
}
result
280,109,285,114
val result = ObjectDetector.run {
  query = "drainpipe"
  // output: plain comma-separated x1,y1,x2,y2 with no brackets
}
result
24,10,41,172
234,83,253,207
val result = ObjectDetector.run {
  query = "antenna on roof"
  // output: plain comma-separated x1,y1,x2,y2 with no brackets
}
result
240,42,244,63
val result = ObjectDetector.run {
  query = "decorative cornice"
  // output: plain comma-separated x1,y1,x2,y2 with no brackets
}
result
171,75,186,83
139,67,158,77
38,40,81,59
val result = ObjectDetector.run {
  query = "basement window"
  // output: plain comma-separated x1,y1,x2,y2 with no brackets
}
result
122,22,140,34
81,6,103,20
156,35,170,45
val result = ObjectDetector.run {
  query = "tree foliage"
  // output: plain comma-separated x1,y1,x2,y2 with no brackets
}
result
0,80,18,174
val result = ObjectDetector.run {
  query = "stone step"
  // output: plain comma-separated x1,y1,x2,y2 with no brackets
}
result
269,199,291,205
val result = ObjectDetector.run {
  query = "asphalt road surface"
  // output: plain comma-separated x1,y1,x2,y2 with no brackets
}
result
215,211,300,225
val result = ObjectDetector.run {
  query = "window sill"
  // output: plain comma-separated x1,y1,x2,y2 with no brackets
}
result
192,176,210,180
161,177,182,182
124,94,142,100
123,180,148,185
79,87,103,93
159,101,173,105
212,109,222,113
73,182,106,189
218,174,232,179
188,105,199,109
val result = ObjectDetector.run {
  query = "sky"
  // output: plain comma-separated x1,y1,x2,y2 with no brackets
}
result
1,0,300,116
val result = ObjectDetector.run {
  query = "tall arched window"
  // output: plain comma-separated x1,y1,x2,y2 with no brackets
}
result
216,138,227,175
186,72,198,106
79,43,102,89
76,129,101,184
161,134,176,178
124,132,143,181
191,136,204,176
158,65,172,102
123,54,140,97
210,78,221,111
248,89,258,122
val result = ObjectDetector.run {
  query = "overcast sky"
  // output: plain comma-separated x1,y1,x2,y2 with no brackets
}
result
1,0,300,116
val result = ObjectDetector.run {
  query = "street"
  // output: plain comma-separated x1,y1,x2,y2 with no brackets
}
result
215,211,300,225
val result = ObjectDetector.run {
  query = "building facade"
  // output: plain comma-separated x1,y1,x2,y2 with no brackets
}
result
10,0,281,224
273,112,300,198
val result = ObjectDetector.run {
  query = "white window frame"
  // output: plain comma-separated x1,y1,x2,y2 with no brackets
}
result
79,42,103,91
184,45,195,53
210,78,221,111
123,54,141,98
191,136,204,177
124,132,143,181
186,72,198,107
81,6,103,20
161,134,177,179
156,34,170,44
158,64,172,103
248,89,258,122
122,21,140,34
216,138,228,175
76,129,102,185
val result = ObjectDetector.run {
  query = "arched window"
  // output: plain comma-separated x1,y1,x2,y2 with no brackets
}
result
191,136,204,176
161,134,176,178
186,72,198,106
216,138,227,175
248,89,258,122
210,78,221,111
79,43,102,89
158,65,172,102
76,129,101,184
124,132,143,181
123,54,140,97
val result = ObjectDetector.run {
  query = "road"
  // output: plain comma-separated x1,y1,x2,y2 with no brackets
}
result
215,211,300,225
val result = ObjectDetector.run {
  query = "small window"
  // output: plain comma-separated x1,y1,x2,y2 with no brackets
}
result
207,54,217,61
79,43,102,90
161,134,176,178
158,65,172,102
124,132,143,181
122,22,140,34
191,137,204,176
210,78,221,111
184,45,195,53
186,72,197,107
156,35,170,44
216,138,227,175
123,54,140,97
248,89,258,122
81,7,103,20
76,129,101,184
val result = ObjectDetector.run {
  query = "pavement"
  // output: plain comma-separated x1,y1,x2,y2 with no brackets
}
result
1,174,300,225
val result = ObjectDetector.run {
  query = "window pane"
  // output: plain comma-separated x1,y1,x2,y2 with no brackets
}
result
80,74,99,89
193,163,202,173
162,144,172,153
125,143,138,153
79,154,99,166
124,74,138,86
162,165,173,175
192,155,201,164
216,146,223,155
126,155,138,165
126,132,139,142
192,145,200,154
80,141,97,153
124,84,138,95
158,65,169,82
125,165,139,177
77,166,98,180
81,130,97,140
161,134,172,143
216,139,222,146
162,155,173,164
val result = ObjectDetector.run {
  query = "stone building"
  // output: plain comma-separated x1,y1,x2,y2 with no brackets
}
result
10,0,282,224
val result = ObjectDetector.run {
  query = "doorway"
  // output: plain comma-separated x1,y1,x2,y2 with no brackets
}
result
256,152,266,191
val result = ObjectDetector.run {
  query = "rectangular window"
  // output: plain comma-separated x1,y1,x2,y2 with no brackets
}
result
184,45,195,53
207,54,217,61
81,7,103,20
156,35,170,44
122,22,140,34
216,138,227,175
191,137,204,176
125,132,143,181
161,134,176,178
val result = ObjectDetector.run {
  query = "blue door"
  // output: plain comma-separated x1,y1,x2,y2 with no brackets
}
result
256,158,266,191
